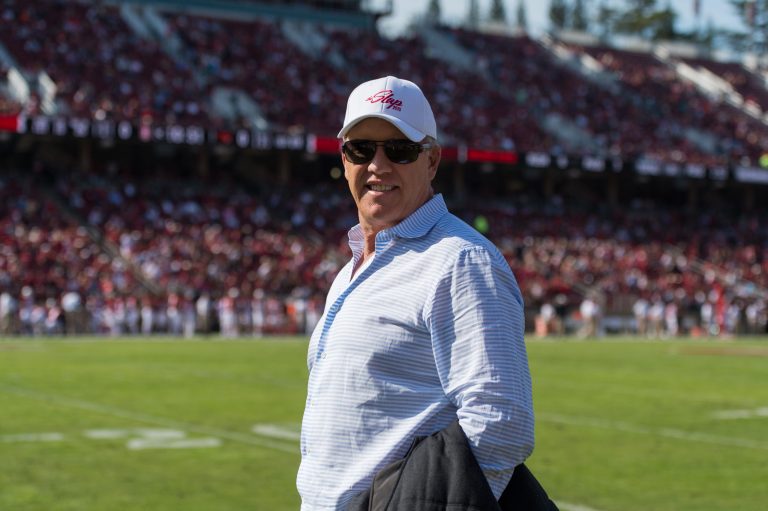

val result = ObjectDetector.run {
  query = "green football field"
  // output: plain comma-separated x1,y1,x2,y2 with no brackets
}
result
1,336,767,511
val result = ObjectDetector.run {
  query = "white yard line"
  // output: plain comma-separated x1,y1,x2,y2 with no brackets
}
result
557,502,605,511
712,407,768,420
127,437,222,450
0,432,64,443
0,384,298,454
252,424,301,441
538,411,768,451
84,428,139,439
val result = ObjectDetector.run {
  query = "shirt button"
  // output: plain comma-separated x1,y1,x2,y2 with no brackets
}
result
321,352,327,360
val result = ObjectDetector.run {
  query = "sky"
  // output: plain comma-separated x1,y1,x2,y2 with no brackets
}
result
372,0,746,38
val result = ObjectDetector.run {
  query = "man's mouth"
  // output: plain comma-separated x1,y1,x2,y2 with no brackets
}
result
367,184,395,192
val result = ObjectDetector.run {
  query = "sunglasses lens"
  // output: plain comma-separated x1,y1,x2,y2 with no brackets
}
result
343,140,424,164
343,141,376,164
385,141,420,164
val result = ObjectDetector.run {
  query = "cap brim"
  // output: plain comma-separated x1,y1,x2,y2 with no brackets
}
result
337,113,426,142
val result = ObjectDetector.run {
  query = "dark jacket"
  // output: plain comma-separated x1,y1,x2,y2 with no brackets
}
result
347,420,558,511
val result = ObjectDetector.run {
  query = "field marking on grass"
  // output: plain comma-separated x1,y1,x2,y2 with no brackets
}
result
0,432,64,443
84,428,185,440
1,428,221,450
0,384,298,454
84,428,143,439
557,502,605,511
538,412,768,450
712,407,768,420
83,427,221,450
127,437,222,450
537,378,761,407
252,423,301,441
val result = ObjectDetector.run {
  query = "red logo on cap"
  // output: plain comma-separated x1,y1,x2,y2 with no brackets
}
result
365,90,403,111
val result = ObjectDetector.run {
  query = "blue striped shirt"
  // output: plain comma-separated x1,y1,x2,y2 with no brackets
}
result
297,194,534,510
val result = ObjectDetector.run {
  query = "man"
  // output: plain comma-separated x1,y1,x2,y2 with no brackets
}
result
297,76,535,510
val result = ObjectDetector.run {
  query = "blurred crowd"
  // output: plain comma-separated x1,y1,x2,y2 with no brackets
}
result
1,1,767,165
0,165,766,338
0,165,352,337
484,199,768,338
1,2,766,337
0,0,203,123
570,43,768,165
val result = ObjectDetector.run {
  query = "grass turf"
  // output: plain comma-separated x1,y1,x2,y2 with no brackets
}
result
1,336,767,510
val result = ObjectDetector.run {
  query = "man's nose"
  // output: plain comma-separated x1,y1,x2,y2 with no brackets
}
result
367,146,392,174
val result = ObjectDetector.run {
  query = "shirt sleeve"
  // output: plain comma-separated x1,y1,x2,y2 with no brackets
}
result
425,246,535,499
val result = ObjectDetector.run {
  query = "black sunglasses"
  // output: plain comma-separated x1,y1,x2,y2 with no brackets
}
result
342,139,433,165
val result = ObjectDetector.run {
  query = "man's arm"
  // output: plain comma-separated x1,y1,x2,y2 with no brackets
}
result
426,246,535,498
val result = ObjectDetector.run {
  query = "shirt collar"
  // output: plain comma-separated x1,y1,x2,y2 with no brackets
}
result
347,194,448,258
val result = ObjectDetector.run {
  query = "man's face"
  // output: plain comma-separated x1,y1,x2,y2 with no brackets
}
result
343,118,440,234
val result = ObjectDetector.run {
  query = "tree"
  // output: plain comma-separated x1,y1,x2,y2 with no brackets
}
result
489,0,507,24
573,0,589,31
612,0,658,36
696,19,718,51
517,0,529,29
651,2,677,40
466,0,480,29
549,0,568,31
595,0,620,38
425,0,441,25
611,0,681,40
728,1,766,53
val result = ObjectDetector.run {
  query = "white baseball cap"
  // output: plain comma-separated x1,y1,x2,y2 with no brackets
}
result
337,76,437,143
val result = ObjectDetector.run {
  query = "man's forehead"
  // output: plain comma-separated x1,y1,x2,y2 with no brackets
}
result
345,117,407,139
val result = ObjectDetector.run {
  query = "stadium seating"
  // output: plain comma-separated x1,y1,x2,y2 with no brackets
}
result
680,57,768,114
0,1,760,163
468,198,767,336
565,42,768,164
1,162,765,337
0,0,206,123
0,2,766,337
2,1,767,164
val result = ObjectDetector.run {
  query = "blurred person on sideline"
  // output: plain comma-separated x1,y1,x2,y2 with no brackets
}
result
632,295,648,336
535,301,562,337
61,290,83,335
648,296,665,338
663,301,679,338
297,76,545,510
578,295,600,338
1,289,19,335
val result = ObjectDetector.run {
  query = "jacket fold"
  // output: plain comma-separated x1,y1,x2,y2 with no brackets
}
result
347,420,558,511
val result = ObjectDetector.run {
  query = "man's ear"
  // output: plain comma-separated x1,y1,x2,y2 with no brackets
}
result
428,146,441,179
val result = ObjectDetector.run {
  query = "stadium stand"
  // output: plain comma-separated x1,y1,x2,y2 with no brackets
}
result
0,0,766,337
0,0,208,124
2,0,766,163
1,157,765,338
678,56,768,115
563,42,768,164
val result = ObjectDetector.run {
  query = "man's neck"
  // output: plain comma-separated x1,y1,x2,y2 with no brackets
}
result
351,226,379,278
